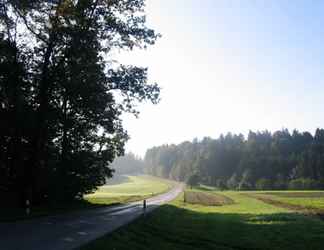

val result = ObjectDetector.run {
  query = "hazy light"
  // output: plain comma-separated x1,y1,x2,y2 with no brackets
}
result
118,0,324,156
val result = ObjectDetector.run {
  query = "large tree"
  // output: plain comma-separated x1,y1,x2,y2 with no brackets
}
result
0,0,160,205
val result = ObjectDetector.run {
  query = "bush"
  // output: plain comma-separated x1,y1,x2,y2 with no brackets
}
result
227,173,239,190
273,177,287,190
238,180,252,190
288,178,320,190
216,179,227,191
186,174,200,189
255,178,273,190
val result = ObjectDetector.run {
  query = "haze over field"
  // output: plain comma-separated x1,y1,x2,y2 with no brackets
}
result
120,0,324,156
4,2,324,250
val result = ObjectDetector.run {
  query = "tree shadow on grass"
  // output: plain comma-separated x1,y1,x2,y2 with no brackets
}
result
81,204,324,250
0,199,112,222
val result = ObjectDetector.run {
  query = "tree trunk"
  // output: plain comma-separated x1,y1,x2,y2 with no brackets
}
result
28,39,55,205
58,90,69,200
8,44,25,207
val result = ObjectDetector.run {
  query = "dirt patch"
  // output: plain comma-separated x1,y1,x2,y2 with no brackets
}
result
261,192,324,198
184,191,234,206
244,193,324,220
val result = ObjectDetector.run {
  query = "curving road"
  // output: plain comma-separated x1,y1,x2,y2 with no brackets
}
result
0,184,183,250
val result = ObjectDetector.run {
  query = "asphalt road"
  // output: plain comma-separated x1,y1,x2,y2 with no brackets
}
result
0,185,183,250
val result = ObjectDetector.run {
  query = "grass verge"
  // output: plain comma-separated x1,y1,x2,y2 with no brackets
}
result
1,175,175,222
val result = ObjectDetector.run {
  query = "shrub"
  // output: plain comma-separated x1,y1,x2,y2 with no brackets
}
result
216,179,227,191
227,173,239,190
255,178,273,190
288,178,320,190
238,180,252,190
186,174,200,189
273,176,287,190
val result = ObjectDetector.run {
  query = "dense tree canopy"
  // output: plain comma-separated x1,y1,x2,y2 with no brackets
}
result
0,0,159,206
145,129,324,190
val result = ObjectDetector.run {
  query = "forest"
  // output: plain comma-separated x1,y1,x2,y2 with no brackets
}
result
144,129,324,190
110,153,144,176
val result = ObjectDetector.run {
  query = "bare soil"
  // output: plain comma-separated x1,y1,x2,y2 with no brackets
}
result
184,191,234,206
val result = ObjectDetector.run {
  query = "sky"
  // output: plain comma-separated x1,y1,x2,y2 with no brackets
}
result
117,0,324,157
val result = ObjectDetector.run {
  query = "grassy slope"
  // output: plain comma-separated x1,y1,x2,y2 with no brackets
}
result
85,175,175,205
80,191,324,250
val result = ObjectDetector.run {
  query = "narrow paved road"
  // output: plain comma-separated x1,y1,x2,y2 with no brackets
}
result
0,185,183,250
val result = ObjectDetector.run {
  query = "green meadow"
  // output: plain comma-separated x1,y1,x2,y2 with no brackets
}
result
81,190,324,250
85,175,175,205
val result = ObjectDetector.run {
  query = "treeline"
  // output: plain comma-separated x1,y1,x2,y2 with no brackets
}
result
110,153,144,176
145,129,324,190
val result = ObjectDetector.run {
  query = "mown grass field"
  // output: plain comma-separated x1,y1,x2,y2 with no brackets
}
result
80,189,324,250
85,175,175,205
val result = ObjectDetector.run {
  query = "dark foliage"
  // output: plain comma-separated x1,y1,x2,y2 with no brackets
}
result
0,0,159,206
145,129,324,190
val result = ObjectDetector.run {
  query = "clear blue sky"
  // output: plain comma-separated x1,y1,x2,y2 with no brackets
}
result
118,0,324,156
